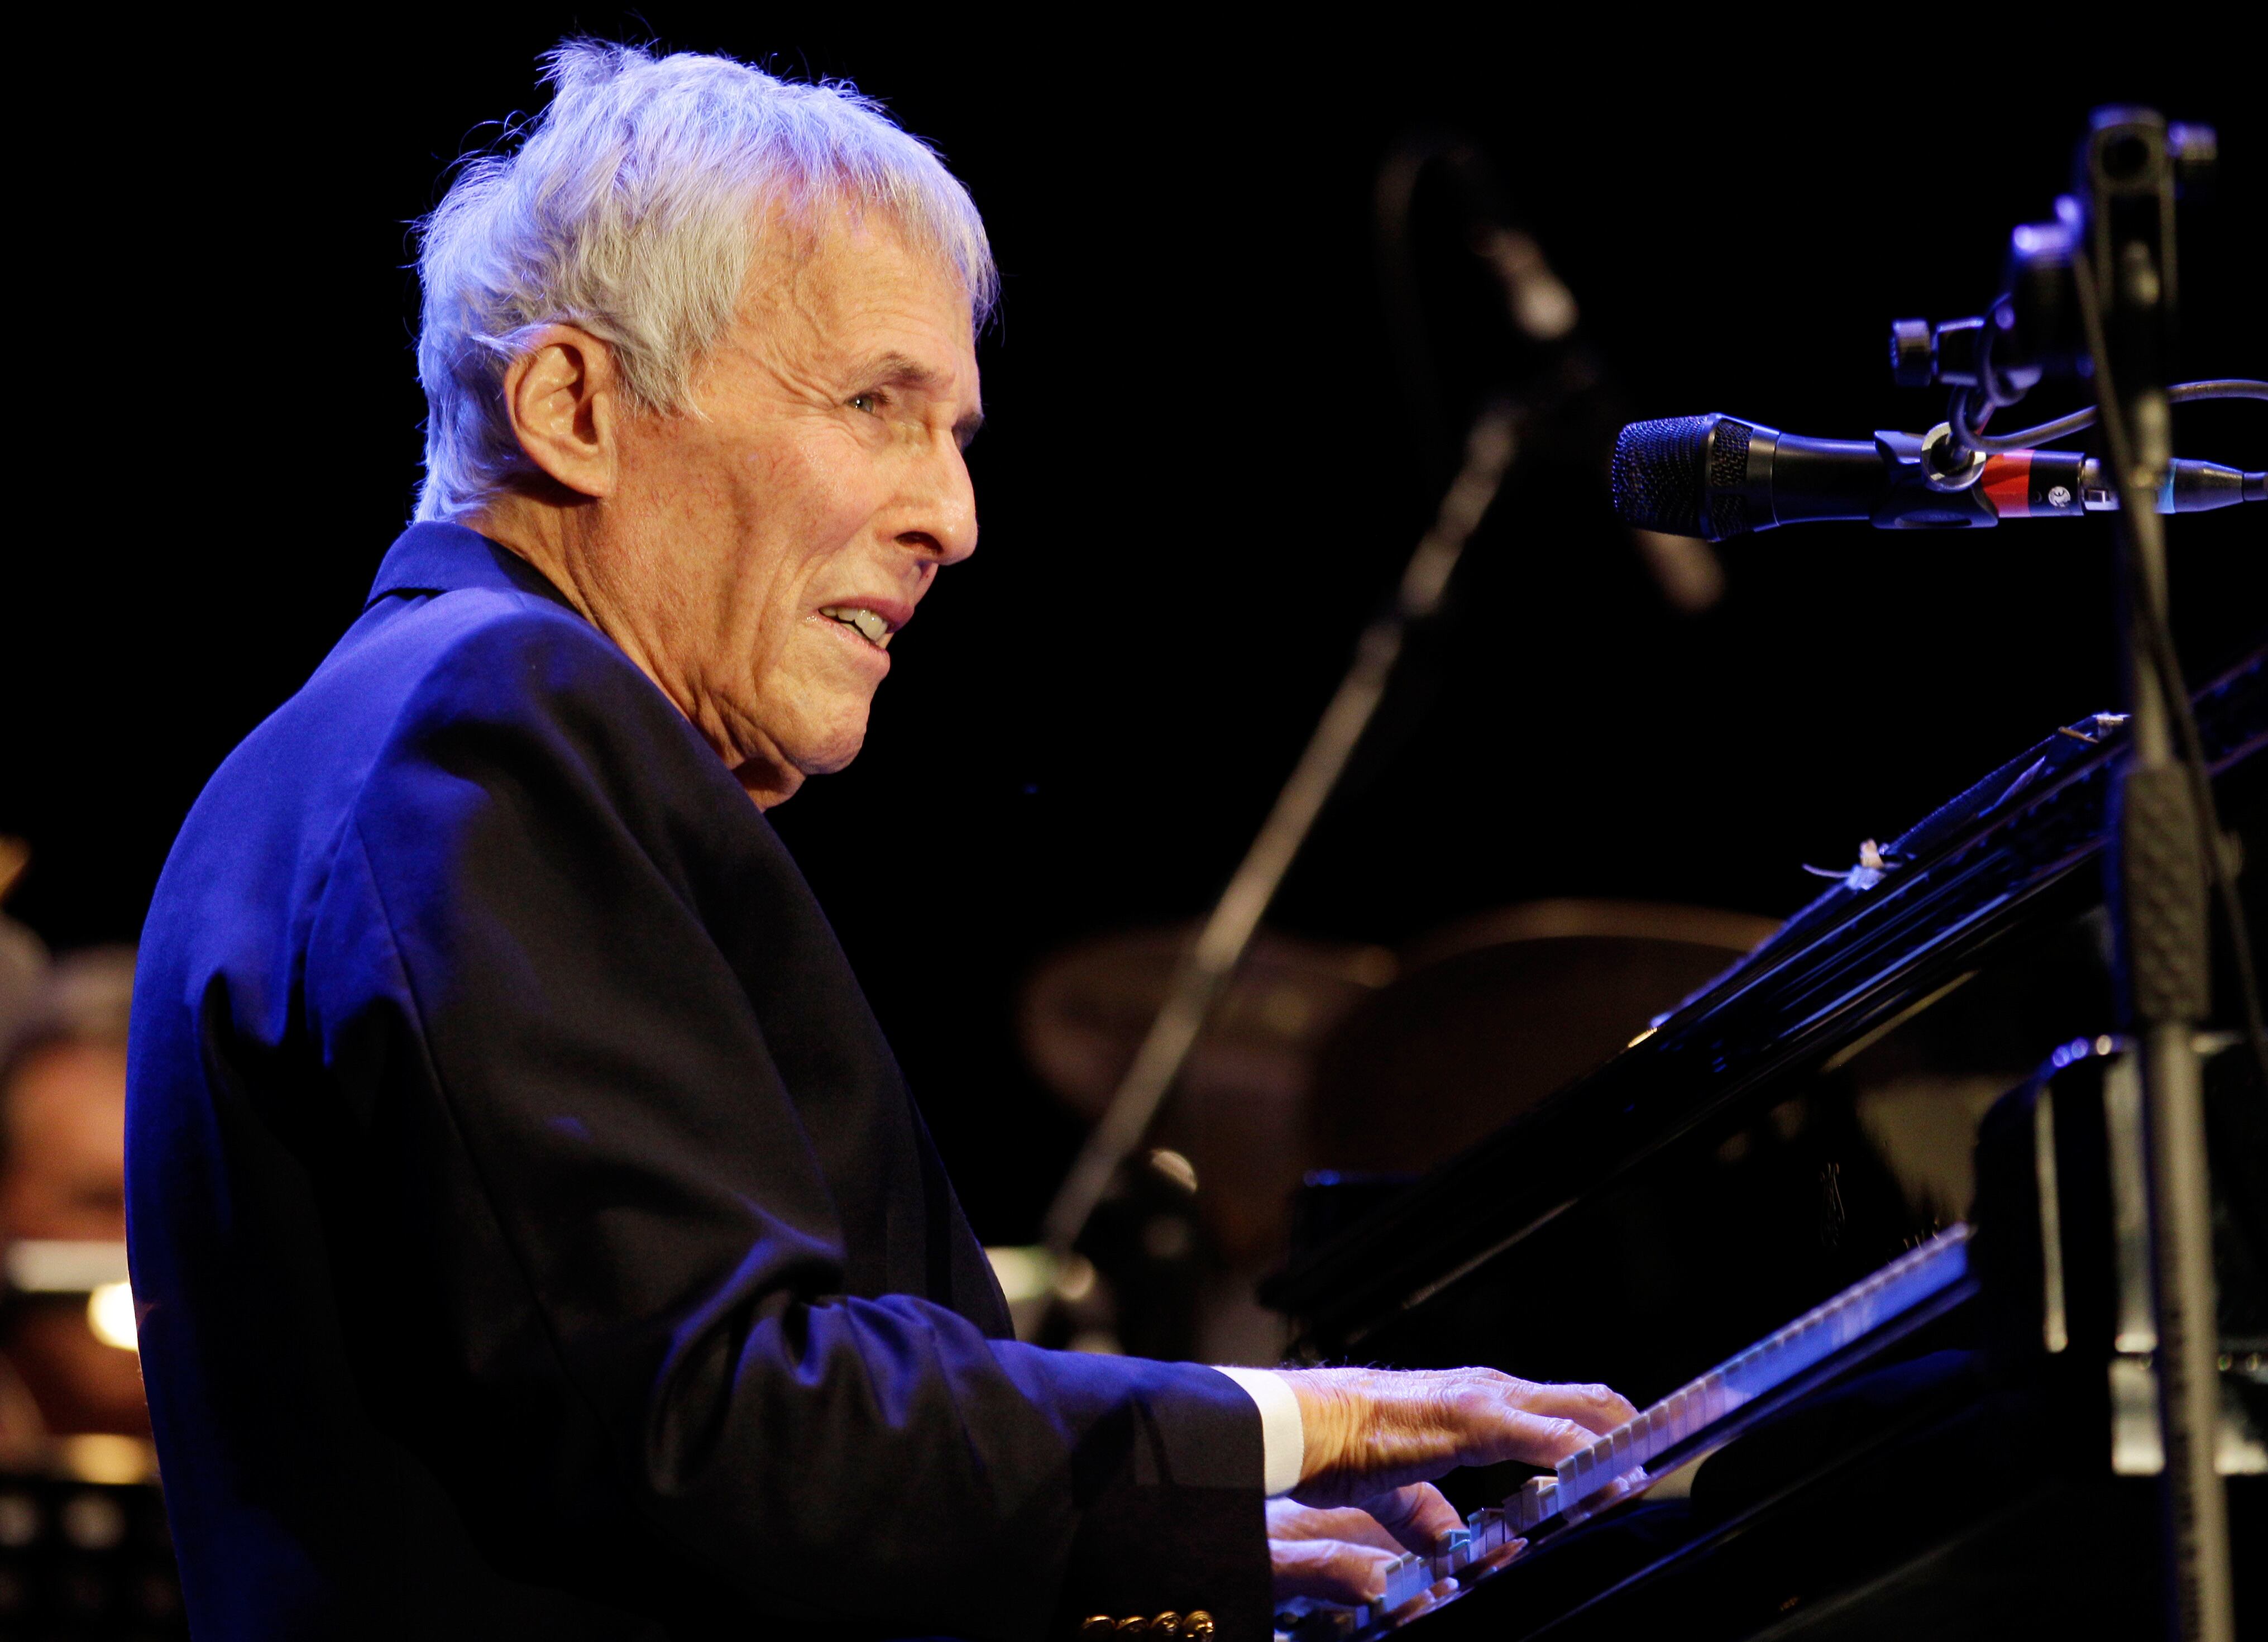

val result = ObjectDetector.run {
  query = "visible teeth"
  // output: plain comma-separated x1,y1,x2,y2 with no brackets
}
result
820,606,892,647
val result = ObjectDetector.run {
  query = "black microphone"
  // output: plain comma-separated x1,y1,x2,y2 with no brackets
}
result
1611,413,2262,542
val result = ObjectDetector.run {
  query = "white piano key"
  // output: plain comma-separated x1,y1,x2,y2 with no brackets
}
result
1506,1474,1557,1530
1671,1385,1700,1438
1533,1229,1973,1535
1381,1551,1430,1610
1467,1507,1505,1555
1430,1528,1472,1579
1506,1481,1536,1530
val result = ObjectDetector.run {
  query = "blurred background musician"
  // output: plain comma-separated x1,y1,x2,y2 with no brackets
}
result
0,888,183,1636
0,945,150,1472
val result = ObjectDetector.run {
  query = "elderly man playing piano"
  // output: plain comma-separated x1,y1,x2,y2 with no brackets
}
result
125,42,1634,1641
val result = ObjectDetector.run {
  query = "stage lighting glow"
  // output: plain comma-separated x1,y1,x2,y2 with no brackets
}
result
87,1281,138,1352
985,1245,1054,1305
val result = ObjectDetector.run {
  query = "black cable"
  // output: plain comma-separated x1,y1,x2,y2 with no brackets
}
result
2066,253,2268,1102
1947,378,2268,455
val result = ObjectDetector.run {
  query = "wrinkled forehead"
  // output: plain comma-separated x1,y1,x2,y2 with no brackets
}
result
740,203,983,399
753,198,984,338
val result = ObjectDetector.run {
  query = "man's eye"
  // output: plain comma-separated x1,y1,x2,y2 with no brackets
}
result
849,392,884,414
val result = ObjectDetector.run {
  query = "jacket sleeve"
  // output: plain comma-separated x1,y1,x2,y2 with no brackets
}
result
299,602,1271,1641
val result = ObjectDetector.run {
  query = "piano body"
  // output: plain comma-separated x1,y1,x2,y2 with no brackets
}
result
1260,646,2267,1640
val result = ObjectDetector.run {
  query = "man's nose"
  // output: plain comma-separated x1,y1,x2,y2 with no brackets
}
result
896,436,978,567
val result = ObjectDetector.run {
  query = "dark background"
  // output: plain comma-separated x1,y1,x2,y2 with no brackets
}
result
8,16,2262,1244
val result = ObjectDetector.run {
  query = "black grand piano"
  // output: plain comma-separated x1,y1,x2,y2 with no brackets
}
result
1259,644,2266,1641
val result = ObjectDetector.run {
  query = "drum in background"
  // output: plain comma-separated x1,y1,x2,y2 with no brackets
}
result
1016,903,1776,1328
1308,901,1779,1177
1018,924,1394,1268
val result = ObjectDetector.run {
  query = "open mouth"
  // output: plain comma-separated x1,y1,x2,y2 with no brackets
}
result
819,605,896,650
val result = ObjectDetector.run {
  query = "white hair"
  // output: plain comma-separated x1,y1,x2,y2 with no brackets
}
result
412,40,997,522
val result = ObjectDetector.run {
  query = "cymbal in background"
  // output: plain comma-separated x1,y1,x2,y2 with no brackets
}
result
1018,902,1778,1263
1018,924,1393,1263
1308,900,1779,1177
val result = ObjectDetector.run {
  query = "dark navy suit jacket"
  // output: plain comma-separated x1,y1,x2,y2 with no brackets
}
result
125,524,1269,1640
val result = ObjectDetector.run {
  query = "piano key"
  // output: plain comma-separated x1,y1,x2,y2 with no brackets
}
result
1547,1229,1973,1519
1504,1485,1532,1533
1666,1386,1692,1427
1493,1499,1523,1549
1506,1475,1556,1531
1431,1528,1472,1579
1577,1449,1607,1494
1381,1552,1430,1611
1464,1510,1497,1557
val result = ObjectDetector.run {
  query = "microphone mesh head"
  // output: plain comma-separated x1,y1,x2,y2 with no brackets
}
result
1707,419,1752,540
1611,416,1716,535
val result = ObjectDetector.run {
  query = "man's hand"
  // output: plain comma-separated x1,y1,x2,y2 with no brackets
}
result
1266,1488,1463,1605
1277,1367,1637,1509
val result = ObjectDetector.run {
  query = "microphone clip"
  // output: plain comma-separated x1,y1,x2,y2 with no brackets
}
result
1918,424,1989,493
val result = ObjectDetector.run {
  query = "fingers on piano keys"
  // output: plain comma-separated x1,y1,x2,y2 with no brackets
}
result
1547,1226,1973,1519
1379,1552,1431,1611
1363,1562,1451,1630
1279,1519,1532,1638
1375,1522,1509,1615
1289,1230,1980,1636
1428,1527,1472,1583
1461,1506,1529,1571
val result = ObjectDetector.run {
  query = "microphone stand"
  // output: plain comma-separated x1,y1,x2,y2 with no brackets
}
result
1916,107,2238,1638
2075,111,2236,1642
1040,402,1519,1261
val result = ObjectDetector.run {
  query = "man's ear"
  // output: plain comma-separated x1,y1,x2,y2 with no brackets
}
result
501,326,621,500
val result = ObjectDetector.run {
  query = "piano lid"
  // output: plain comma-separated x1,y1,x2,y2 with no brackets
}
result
1261,646,2266,1352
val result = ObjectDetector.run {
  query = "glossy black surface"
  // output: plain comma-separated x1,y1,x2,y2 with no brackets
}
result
1270,654,2267,1638
1264,647,2265,1400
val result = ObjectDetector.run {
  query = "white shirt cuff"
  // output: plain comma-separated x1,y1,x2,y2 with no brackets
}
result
1212,1366,1304,1498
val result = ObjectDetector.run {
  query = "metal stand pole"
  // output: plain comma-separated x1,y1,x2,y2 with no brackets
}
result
1041,405,1519,1259
2079,108,2234,1642
2119,509,2234,1642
